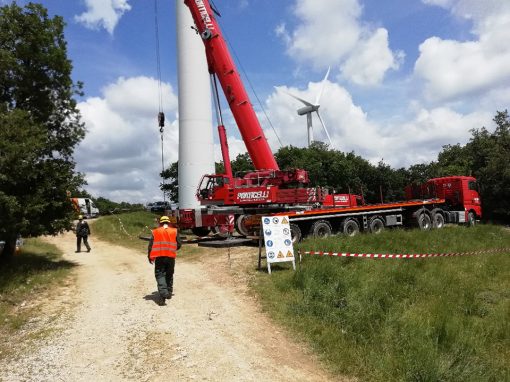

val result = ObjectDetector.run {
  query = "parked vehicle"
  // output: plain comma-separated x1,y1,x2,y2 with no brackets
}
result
71,198,100,218
150,201,171,213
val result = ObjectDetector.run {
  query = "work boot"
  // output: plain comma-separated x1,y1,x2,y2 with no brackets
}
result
158,295,166,306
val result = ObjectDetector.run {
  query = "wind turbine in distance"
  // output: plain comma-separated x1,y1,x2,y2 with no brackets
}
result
277,67,334,148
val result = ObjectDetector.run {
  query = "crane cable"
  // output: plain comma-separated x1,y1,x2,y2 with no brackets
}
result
154,0,166,202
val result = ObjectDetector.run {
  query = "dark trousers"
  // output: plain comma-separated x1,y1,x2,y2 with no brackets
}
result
76,236,91,252
154,256,175,298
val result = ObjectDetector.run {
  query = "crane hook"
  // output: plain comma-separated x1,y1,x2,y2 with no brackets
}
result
158,112,165,133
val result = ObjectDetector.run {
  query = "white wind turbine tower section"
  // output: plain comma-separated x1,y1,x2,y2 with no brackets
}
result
176,0,214,209
279,67,334,148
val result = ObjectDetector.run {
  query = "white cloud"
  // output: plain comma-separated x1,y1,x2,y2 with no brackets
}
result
415,0,510,101
75,0,131,34
75,76,179,203
341,28,403,86
279,0,402,86
267,79,491,167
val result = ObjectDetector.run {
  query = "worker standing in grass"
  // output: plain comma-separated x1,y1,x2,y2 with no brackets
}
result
75,215,91,253
148,216,182,306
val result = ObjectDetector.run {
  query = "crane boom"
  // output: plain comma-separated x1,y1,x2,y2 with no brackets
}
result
184,0,279,171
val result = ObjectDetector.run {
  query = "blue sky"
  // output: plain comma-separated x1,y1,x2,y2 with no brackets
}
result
6,0,510,202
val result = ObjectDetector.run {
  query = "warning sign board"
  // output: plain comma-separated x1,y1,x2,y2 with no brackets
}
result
262,216,296,274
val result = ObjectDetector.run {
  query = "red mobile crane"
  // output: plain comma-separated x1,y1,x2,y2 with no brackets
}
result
177,0,482,239
179,0,332,235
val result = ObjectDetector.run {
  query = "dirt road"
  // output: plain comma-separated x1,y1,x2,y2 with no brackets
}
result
0,231,338,381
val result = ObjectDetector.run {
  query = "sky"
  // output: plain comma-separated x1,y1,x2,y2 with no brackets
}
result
5,0,510,203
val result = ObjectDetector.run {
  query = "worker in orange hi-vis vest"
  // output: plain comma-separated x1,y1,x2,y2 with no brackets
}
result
147,215,182,306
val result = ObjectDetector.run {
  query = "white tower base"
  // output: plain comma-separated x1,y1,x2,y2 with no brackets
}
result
176,0,214,209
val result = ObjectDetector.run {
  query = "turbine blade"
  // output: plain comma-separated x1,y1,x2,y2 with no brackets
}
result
316,111,334,148
275,86,314,107
315,66,331,105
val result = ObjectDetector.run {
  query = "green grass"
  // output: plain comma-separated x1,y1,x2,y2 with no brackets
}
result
0,238,75,355
92,211,159,253
254,225,510,381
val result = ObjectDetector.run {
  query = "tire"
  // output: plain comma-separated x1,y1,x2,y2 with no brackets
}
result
192,227,211,237
309,220,332,238
289,223,302,243
343,219,360,237
369,217,385,234
467,211,476,227
235,214,251,236
431,209,445,229
417,212,432,230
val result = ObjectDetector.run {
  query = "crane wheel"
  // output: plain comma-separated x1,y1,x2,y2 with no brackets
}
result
369,217,385,234
289,223,302,243
343,219,360,237
309,220,332,238
235,215,251,236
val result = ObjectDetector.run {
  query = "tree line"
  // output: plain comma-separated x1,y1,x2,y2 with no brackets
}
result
162,110,510,223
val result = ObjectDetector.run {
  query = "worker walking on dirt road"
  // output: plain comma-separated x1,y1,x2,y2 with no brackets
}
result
75,215,91,253
148,216,182,306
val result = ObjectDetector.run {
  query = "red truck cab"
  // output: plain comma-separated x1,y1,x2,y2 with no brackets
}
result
406,176,482,222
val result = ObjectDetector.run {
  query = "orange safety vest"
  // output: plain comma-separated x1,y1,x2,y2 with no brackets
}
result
149,226,178,261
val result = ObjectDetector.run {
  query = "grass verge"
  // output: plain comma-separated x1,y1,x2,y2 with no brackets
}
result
253,225,510,381
92,211,158,254
0,238,75,358
92,211,205,257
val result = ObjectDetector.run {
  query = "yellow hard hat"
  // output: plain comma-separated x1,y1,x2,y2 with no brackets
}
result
159,215,170,224
78,215,83,220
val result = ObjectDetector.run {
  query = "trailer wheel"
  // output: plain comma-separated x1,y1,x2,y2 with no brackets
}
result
431,209,445,229
343,219,360,237
417,212,432,230
467,211,476,227
309,220,332,238
192,227,211,237
369,217,385,234
235,215,251,236
290,223,302,243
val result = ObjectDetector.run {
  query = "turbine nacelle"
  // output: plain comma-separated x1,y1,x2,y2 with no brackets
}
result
297,105,319,115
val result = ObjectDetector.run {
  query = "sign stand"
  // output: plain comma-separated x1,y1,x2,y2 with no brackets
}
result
257,225,264,271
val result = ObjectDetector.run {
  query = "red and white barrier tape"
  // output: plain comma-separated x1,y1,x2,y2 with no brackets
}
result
301,248,510,260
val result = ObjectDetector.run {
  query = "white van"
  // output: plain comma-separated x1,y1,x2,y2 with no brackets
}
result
71,198,100,218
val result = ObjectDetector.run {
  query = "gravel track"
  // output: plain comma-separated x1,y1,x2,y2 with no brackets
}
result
0,230,341,382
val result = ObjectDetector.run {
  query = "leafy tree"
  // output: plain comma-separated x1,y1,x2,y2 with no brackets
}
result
0,3,85,261
92,197,143,214
468,110,510,221
436,144,472,176
433,110,510,221
160,161,178,202
230,152,255,174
